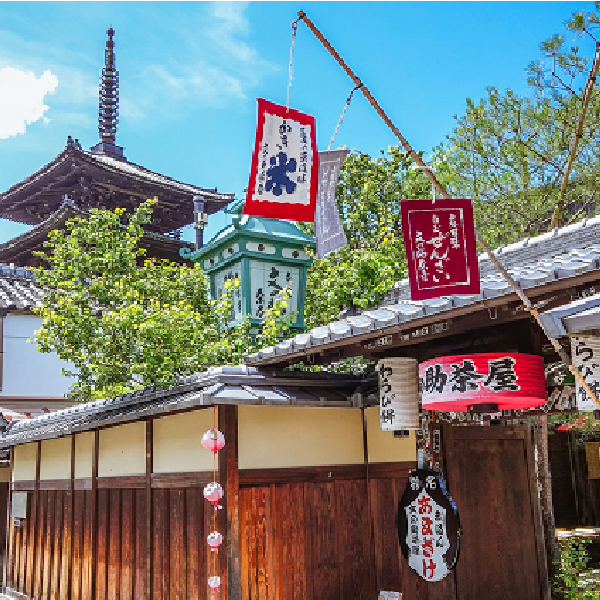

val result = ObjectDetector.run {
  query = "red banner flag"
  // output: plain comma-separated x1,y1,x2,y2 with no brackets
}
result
400,198,480,300
244,98,319,222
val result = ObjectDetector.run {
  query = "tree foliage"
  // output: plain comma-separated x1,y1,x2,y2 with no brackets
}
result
435,5,600,247
32,199,293,400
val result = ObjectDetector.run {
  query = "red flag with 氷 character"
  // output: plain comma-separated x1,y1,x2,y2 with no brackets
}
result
400,198,480,301
244,98,319,222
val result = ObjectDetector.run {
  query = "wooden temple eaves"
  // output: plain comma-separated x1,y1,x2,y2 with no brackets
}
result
0,202,195,267
0,142,234,231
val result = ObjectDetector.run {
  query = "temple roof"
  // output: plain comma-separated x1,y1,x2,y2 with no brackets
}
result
0,142,235,231
0,199,195,267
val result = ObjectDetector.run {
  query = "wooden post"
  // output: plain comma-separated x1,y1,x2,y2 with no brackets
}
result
145,419,153,600
91,430,99,600
3,447,13,593
67,435,75,600
27,441,41,598
361,405,377,595
218,405,240,600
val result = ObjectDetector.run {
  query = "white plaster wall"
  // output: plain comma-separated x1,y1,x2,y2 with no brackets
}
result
153,410,215,473
99,422,145,477
238,406,364,469
75,432,94,479
2,314,76,397
365,406,417,463
40,437,71,480
13,442,37,481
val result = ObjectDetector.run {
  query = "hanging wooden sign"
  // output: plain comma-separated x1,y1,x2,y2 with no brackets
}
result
244,98,319,222
398,468,460,582
571,337,600,412
400,198,480,301
420,353,546,412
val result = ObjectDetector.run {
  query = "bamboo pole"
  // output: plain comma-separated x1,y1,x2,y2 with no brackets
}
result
297,9,600,410
549,40,600,230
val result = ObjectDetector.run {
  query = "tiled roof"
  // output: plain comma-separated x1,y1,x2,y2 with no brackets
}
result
538,290,600,337
84,151,235,201
246,215,600,365
0,264,41,310
0,366,374,446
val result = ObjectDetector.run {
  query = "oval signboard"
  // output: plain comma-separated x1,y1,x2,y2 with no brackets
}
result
397,468,461,582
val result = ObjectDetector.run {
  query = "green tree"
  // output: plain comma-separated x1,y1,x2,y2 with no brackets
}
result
435,5,600,247
32,199,292,401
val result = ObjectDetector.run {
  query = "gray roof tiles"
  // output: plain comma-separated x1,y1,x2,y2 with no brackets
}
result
1,366,373,446
246,215,600,366
0,266,43,310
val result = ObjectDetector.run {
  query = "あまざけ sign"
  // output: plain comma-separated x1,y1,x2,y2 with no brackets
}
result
244,98,319,222
419,353,546,411
400,198,480,301
398,468,460,582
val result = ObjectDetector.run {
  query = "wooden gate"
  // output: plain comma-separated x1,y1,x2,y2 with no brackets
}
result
441,425,549,600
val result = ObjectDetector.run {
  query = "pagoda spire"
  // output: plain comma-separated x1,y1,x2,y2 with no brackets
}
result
91,27,125,158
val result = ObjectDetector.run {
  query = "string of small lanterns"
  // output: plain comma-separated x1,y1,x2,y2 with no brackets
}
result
202,407,225,595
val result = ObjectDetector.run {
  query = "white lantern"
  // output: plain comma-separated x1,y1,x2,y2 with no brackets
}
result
207,531,224,553
203,481,224,510
379,357,420,430
202,428,225,454
208,575,221,591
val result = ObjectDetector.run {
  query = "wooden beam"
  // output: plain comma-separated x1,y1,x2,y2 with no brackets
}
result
218,405,240,600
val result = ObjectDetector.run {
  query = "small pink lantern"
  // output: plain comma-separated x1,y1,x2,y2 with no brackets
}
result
203,481,224,510
202,428,225,454
207,531,224,553
208,575,221,592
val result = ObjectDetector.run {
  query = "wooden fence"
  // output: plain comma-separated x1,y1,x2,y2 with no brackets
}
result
4,414,548,600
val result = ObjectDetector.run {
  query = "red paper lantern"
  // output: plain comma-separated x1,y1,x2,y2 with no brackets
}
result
420,353,546,411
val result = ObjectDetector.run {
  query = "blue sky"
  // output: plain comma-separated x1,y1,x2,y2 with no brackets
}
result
0,1,595,245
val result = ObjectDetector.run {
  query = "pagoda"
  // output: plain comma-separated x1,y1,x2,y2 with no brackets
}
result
0,28,234,267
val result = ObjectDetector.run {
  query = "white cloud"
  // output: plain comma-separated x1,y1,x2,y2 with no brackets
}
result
0,67,58,139
135,2,277,112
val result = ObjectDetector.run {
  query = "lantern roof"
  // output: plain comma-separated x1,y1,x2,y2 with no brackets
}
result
181,212,315,262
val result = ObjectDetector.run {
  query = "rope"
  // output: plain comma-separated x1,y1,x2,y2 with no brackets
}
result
328,84,361,150
286,20,300,111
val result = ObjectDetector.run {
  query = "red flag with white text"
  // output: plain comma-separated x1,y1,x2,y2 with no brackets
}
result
400,198,480,301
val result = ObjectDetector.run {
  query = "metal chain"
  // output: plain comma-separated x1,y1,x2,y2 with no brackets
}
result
286,21,299,111
328,84,361,150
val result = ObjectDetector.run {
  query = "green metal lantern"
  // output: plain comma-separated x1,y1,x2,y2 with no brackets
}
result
181,202,315,330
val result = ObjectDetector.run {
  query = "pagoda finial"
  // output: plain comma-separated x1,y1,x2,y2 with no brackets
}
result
91,28,124,158
99,27,118,145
